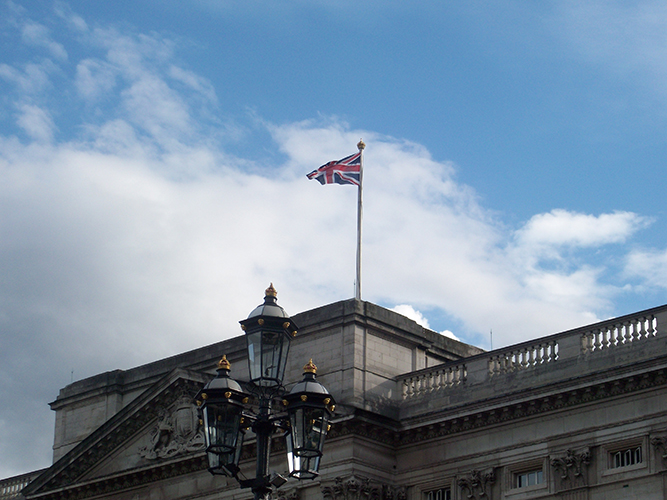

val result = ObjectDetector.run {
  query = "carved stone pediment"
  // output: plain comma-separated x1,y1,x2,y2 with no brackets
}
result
22,368,210,500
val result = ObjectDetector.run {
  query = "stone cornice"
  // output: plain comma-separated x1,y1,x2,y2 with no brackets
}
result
25,455,208,500
324,365,667,448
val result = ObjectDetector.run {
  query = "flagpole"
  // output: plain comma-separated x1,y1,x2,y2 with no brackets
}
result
355,139,365,301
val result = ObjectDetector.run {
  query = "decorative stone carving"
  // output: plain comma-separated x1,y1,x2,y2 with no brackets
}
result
651,436,667,466
382,484,407,500
457,469,495,499
276,488,300,500
550,449,590,491
139,391,205,459
321,475,404,500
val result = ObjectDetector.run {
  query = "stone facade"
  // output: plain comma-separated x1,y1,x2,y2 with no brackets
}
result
3,299,667,500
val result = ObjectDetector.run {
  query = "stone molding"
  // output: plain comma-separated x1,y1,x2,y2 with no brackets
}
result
396,367,667,446
457,469,495,499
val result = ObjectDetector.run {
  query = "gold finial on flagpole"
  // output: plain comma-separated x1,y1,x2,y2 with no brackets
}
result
357,139,365,151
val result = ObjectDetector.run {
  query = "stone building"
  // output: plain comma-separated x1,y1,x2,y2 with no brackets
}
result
3,295,667,500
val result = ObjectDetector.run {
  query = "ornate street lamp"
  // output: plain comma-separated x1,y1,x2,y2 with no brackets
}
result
283,360,336,480
197,355,248,477
196,285,335,500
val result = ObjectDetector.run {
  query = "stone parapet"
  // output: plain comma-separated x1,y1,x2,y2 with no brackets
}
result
397,304,667,421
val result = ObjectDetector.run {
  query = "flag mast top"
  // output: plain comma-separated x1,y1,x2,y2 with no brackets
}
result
355,139,365,301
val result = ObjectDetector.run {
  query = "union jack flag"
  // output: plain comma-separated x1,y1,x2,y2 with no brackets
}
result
306,152,361,186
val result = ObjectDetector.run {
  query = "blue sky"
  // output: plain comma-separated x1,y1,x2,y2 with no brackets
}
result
2,0,667,477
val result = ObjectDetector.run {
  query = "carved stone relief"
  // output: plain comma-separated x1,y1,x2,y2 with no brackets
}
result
651,435,667,467
321,475,405,500
138,391,205,460
457,469,495,499
276,488,300,500
550,449,590,491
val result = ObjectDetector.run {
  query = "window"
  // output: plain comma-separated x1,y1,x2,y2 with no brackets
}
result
515,469,543,488
425,487,451,500
611,446,642,469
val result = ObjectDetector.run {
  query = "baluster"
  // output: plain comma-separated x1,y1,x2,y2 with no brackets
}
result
639,317,648,340
410,376,418,397
528,346,536,367
623,321,632,343
581,333,592,354
546,342,553,362
594,328,602,351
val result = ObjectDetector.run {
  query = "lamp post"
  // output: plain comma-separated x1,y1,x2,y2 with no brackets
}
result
196,285,335,500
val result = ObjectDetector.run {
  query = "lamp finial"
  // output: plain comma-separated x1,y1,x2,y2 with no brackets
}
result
217,355,231,371
303,359,317,374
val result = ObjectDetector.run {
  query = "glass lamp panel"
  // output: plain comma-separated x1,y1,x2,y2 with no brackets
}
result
207,429,245,476
203,403,242,455
285,431,320,480
247,328,290,386
290,407,328,458
246,331,262,383
261,330,283,383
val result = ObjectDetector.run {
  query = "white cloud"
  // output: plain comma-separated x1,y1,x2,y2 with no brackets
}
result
0,61,54,95
516,209,648,248
626,249,667,289
391,304,460,341
75,59,118,101
392,304,432,329
21,22,68,61
16,104,55,142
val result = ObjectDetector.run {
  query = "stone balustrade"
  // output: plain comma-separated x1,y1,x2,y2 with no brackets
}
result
399,306,667,401
402,363,466,398
0,470,43,500
581,314,657,352
488,339,559,375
